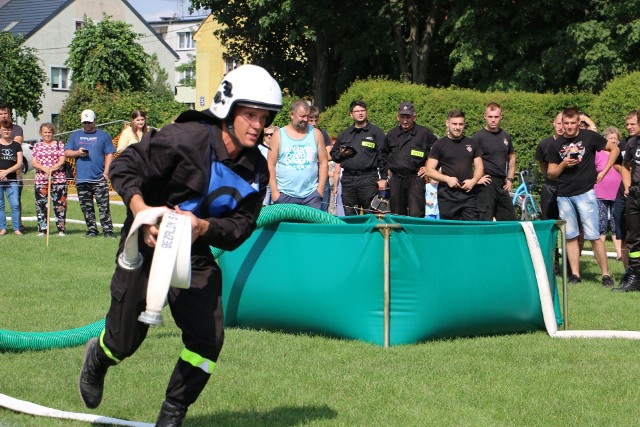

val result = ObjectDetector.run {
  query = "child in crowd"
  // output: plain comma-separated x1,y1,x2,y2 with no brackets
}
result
425,178,439,219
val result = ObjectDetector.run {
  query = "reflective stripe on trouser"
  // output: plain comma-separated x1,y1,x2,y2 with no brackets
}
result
99,329,121,364
180,348,215,373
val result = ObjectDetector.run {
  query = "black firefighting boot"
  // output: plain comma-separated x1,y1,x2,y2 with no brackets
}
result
155,400,188,427
612,271,640,292
78,338,110,408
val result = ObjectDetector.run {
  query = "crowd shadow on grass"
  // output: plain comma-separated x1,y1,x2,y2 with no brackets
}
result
188,404,338,426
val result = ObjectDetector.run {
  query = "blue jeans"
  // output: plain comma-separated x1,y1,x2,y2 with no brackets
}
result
558,189,600,240
0,181,20,231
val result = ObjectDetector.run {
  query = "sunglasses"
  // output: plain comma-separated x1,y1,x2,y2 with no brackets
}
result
264,133,274,137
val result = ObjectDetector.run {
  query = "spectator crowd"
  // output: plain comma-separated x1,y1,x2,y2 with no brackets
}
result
1,98,638,291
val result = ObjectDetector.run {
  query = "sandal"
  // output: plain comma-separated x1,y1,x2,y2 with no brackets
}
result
14,230,23,236
0,230,6,235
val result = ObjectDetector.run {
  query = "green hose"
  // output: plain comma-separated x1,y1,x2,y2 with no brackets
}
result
0,319,105,353
0,205,344,352
211,204,344,259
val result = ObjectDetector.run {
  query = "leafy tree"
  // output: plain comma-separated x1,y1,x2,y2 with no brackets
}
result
191,0,396,110
66,15,151,92
192,0,640,104
147,53,175,100
0,32,46,120
176,54,196,87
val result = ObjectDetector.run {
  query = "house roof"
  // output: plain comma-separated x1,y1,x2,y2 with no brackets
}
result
0,0,70,38
0,0,178,59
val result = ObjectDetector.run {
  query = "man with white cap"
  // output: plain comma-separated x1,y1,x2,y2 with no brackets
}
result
64,109,115,238
77,65,282,426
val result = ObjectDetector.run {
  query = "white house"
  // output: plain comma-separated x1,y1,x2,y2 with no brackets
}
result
149,15,208,109
0,0,179,140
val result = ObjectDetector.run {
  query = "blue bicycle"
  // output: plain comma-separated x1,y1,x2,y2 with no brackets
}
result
510,168,541,220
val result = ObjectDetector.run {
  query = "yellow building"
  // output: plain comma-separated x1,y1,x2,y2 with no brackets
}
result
193,15,238,110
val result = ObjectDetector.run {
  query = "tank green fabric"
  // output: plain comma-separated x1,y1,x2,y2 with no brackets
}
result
218,215,562,346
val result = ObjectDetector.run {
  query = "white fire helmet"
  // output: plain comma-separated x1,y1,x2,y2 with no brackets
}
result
209,64,283,126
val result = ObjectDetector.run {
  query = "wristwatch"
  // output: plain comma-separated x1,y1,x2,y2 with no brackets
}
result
506,177,515,183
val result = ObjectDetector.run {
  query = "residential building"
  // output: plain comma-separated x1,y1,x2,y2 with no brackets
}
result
0,0,178,140
149,15,208,109
193,14,237,111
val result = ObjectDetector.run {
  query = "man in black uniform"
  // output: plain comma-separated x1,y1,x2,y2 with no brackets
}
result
382,101,438,217
330,100,387,215
426,109,483,220
614,113,640,292
77,64,282,426
611,110,640,289
535,112,564,220
472,102,517,221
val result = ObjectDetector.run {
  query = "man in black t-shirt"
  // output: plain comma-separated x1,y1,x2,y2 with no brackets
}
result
382,101,438,217
546,108,619,285
472,102,516,221
426,109,483,220
535,112,564,220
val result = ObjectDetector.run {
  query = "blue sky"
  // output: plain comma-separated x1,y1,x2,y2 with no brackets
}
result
127,0,208,21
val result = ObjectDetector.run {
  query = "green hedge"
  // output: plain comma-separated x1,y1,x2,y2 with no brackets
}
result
589,72,640,132
319,78,596,171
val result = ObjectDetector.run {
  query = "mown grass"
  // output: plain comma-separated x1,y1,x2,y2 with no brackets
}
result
1,180,639,426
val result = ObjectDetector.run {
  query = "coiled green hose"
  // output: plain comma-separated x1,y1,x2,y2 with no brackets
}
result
0,205,344,352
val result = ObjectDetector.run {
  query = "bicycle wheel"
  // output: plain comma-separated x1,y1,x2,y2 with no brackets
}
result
522,196,541,220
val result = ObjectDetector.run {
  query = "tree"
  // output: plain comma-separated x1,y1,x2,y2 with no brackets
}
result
0,32,46,120
176,54,196,87
191,0,396,110
66,15,151,92
192,0,640,104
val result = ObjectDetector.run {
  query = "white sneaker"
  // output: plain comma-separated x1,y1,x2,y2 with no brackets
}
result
37,232,46,237
58,232,66,237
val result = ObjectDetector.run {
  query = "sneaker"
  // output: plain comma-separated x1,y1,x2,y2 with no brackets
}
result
568,274,582,284
156,401,188,427
78,338,109,409
602,275,614,287
58,232,66,237
104,232,116,239
84,232,99,238
37,232,46,237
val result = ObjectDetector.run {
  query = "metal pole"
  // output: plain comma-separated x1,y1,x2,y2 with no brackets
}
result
557,220,568,330
382,227,391,349
374,222,402,349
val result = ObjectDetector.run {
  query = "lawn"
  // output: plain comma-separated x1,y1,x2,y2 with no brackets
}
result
1,180,639,426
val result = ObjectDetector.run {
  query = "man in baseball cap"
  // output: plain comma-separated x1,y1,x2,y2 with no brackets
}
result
381,101,438,217
64,108,115,237
81,109,96,123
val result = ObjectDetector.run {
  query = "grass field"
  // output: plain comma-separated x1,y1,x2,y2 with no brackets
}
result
1,180,640,426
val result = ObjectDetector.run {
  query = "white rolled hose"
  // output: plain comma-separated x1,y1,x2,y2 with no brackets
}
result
0,393,153,426
520,221,640,339
118,207,192,326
